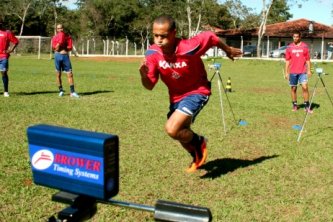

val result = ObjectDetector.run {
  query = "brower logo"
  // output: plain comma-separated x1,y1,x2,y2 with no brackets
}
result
32,149,54,170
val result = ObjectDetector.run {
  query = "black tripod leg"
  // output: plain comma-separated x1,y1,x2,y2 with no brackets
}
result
319,76,333,107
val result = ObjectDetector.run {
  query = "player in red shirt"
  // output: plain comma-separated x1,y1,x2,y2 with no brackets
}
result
0,20,19,97
139,15,242,173
52,24,79,98
285,31,312,113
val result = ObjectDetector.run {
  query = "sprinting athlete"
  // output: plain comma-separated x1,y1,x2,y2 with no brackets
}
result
139,15,242,173
52,24,79,98
285,31,312,113
0,19,19,97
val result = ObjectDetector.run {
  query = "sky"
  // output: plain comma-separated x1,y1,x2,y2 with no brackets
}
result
63,0,333,26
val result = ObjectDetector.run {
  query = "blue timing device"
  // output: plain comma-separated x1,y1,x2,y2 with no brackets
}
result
27,124,119,200
213,63,221,70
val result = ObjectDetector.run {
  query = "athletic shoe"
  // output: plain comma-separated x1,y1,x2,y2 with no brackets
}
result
305,107,313,114
59,91,64,97
186,151,197,173
3,92,9,97
70,92,80,98
194,136,208,168
292,105,298,111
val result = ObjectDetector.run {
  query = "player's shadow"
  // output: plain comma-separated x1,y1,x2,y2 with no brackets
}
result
15,90,113,96
79,90,113,96
298,102,320,110
15,90,59,95
200,155,278,179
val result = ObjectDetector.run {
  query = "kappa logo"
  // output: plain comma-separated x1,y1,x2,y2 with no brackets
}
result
32,149,54,170
159,60,187,69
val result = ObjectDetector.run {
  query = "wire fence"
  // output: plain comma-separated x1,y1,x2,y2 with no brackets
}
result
15,36,149,59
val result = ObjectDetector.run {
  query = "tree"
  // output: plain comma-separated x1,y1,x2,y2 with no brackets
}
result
267,0,292,24
78,0,139,38
223,0,258,29
256,0,274,57
3,0,35,36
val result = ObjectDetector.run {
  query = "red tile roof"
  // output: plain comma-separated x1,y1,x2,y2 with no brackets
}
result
214,19,333,38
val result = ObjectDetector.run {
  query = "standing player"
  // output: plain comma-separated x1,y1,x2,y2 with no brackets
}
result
285,31,312,113
0,20,19,97
52,24,79,98
139,15,242,173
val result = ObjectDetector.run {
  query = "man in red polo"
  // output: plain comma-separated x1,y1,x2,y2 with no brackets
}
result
52,24,79,98
285,31,312,113
0,20,19,97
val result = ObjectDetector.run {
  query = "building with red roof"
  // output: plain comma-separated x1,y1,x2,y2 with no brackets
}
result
212,19,333,59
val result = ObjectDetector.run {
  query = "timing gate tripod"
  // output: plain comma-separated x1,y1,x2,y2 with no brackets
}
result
297,65,333,142
209,63,243,136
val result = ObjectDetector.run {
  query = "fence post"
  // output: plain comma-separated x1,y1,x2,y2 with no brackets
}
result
111,41,115,55
38,36,41,59
126,36,128,56
87,39,90,55
81,38,84,55
107,37,109,55
116,41,119,55
103,39,106,55
141,42,144,55
92,38,96,54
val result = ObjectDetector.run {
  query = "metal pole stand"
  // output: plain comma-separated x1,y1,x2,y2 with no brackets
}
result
209,63,241,136
297,66,333,142
48,191,212,222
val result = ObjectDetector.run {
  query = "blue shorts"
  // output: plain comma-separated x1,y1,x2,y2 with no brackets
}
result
54,53,72,73
167,94,209,122
289,73,308,86
0,58,9,72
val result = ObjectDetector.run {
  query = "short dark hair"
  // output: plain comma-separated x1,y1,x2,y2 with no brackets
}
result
153,15,176,31
293,31,302,37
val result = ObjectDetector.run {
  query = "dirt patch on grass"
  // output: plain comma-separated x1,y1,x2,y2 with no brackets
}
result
267,116,291,129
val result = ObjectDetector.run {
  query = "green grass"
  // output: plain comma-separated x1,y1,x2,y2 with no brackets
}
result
1,57,333,221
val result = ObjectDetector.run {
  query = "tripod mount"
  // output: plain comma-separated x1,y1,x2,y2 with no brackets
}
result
209,63,244,136
297,65,333,142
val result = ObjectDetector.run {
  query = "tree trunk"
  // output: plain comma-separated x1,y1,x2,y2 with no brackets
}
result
194,0,205,36
19,3,31,36
187,0,192,38
257,0,274,57
53,0,58,35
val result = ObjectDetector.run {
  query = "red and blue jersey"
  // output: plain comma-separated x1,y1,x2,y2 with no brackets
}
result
52,32,73,51
285,42,310,74
0,30,19,59
145,31,220,103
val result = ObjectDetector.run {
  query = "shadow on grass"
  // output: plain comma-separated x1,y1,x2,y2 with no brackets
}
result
15,90,113,96
15,90,59,95
298,102,320,110
79,90,113,96
200,155,279,179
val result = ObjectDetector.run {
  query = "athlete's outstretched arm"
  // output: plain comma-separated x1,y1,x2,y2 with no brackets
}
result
217,40,243,60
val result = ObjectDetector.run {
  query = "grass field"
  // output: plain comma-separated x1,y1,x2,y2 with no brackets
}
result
0,56,333,221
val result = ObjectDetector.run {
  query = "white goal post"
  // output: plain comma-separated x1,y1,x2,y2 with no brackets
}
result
16,36,52,59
